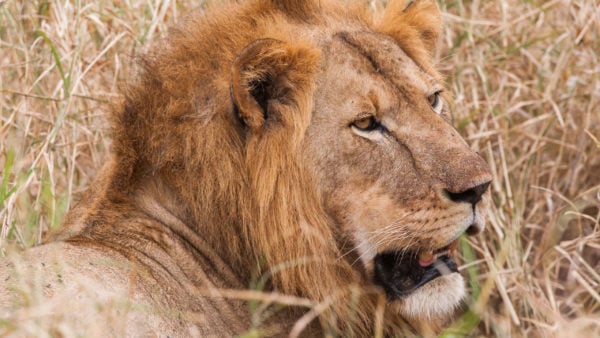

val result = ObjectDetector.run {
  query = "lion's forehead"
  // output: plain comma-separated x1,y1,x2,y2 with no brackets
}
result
326,30,432,94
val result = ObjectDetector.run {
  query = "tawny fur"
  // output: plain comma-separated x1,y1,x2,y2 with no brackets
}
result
0,1,492,336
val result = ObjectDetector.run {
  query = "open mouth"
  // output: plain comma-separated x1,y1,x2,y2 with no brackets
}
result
373,239,460,299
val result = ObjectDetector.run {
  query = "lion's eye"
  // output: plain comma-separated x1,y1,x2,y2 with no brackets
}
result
351,115,380,132
428,91,443,114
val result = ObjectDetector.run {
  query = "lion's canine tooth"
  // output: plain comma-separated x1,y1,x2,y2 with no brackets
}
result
418,251,435,267
449,239,459,251
446,240,460,257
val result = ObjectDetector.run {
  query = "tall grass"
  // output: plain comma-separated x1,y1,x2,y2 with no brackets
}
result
1,0,598,336
438,1,599,336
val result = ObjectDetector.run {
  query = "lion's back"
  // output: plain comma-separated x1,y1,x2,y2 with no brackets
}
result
0,242,182,337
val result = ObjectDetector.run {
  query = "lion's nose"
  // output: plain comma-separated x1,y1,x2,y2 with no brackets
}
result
444,181,491,206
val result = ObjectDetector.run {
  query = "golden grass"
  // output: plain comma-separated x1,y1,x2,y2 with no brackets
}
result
1,0,598,336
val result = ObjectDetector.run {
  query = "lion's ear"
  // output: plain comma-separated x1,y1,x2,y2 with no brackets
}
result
377,0,442,56
230,38,319,131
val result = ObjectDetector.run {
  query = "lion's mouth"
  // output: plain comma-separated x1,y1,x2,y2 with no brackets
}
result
373,240,460,298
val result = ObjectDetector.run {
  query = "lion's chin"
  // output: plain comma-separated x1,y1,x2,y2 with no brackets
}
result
392,273,466,321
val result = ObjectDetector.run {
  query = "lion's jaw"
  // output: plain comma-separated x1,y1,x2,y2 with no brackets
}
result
353,224,467,322
303,30,492,324
393,273,466,321
345,184,484,323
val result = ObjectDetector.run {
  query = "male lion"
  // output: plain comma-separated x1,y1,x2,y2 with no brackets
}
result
0,0,492,336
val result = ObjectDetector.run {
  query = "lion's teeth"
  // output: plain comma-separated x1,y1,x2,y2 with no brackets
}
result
418,251,435,267
448,239,460,256
449,239,460,251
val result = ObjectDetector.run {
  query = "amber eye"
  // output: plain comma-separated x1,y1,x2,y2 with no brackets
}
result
428,91,443,114
351,115,380,132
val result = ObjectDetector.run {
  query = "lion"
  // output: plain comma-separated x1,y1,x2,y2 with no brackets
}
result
0,0,492,336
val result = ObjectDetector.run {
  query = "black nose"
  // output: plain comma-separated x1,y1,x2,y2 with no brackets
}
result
445,181,491,205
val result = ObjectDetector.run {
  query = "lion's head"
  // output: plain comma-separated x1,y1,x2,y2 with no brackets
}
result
108,0,492,334
304,26,492,318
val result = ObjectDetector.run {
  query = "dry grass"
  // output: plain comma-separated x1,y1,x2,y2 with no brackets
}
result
1,0,598,337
